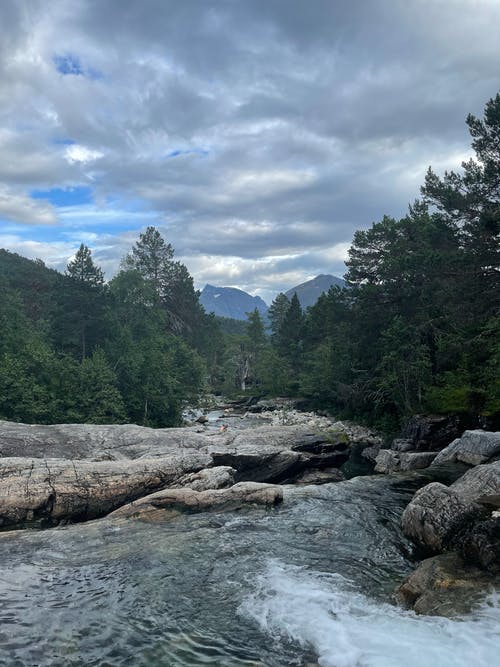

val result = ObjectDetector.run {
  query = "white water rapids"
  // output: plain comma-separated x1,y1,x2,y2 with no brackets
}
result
242,560,500,667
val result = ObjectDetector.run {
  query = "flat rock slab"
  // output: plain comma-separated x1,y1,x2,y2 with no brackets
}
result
0,421,351,528
0,453,211,528
109,481,283,520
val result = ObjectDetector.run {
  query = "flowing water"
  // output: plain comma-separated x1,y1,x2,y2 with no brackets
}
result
1,472,499,666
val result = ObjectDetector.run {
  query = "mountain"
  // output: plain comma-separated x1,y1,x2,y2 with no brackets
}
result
285,274,346,309
200,284,268,320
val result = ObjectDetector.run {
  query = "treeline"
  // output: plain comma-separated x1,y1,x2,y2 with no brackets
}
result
226,93,499,430
1,93,498,430
0,228,224,426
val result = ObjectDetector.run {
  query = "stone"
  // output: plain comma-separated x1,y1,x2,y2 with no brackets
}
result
399,451,437,471
391,438,414,452
401,482,485,552
108,481,283,519
432,430,500,467
374,449,400,473
449,460,500,502
292,468,345,485
0,422,352,528
175,466,236,491
395,552,497,616
0,452,211,528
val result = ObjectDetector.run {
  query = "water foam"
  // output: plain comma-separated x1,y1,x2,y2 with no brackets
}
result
240,560,500,667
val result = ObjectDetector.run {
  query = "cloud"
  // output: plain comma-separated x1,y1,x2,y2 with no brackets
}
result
0,0,499,297
0,187,57,225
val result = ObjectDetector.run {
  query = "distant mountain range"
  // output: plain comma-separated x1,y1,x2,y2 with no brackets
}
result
200,274,346,320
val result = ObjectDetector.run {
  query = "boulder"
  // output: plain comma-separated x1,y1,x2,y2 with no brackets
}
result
401,482,485,552
432,430,500,467
374,449,400,474
374,450,437,473
399,452,438,471
395,552,497,616
449,460,500,502
108,481,283,519
391,438,414,452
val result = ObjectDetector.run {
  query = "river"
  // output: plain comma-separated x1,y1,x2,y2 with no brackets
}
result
1,467,499,666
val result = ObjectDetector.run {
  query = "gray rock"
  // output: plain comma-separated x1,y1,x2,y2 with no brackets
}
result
450,460,500,502
395,552,497,616
374,449,400,473
401,482,485,552
0,422,351,528
0,453,211,528
399,451,437,471
175,466,236,491
432,430,500,467
392,439,414,452
108,481,283,519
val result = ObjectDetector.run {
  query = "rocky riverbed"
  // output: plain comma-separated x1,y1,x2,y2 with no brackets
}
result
0,412,499,665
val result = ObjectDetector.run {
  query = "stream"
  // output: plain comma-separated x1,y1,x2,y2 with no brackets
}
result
1,469,499,666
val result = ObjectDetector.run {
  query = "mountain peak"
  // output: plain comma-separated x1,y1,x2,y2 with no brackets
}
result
285,274,345,308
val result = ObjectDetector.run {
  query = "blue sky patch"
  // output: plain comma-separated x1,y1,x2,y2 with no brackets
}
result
53,54,83,76
31,186,93,207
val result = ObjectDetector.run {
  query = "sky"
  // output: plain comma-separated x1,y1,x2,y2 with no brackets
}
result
0,0,499,304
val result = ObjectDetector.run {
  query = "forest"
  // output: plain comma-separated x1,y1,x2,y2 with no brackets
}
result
1,93,498,431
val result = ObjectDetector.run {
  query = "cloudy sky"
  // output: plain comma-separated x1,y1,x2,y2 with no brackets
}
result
1,0,499,303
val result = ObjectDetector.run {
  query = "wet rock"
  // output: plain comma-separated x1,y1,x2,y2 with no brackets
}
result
395,552,497,616
432,430,500,467
460,517,500,571
108,481,283,519
401,482,486,552
292,468,345,485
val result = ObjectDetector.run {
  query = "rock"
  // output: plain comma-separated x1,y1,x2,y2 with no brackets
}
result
391,438,414,452
0,422,353,528
292,468,345,485
0,420,209,460
401,414,471,452
360,443,381,463
108,481,283,519
449,460,500,502
401,482,486,552
375,450,438,474
399,452,438,471
175,466,236,491
432,430,500,467
395,552,497,616
0,453,211,528
196,415,209,424
374,449,400,473
460,517,500,571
